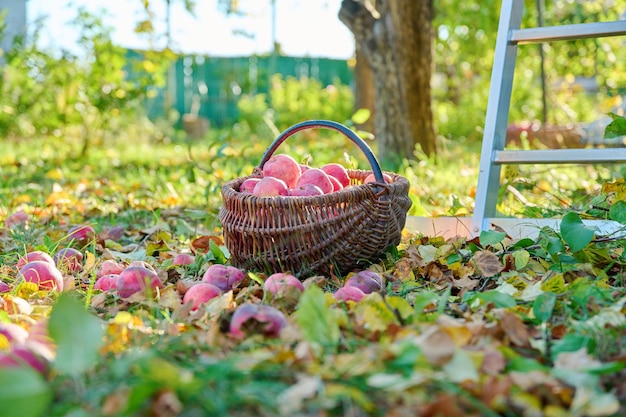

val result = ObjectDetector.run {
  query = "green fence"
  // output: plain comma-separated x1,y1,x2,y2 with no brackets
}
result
133,53,354,128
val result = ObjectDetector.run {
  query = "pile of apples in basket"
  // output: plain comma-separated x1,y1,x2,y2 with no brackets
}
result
240,153,391,198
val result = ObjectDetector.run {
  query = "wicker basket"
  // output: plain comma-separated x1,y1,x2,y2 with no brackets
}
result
219,120,412,277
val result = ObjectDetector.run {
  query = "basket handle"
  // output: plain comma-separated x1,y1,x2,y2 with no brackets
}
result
256,119,386,183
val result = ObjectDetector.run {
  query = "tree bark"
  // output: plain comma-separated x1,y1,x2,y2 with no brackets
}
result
339,0,436,169
353,44,376,134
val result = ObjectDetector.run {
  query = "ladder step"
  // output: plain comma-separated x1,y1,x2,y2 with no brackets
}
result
511,20,626,44
494,148,626,164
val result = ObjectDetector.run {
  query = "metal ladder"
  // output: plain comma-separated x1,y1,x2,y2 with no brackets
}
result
471,0,626,236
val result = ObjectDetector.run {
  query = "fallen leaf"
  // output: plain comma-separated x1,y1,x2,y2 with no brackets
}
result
473,250,505,277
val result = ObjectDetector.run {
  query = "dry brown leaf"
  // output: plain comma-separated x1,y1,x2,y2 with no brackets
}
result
473,250,505,277
499,310,531,348
190,235,224,254
415,325,456,366
480,348,506,375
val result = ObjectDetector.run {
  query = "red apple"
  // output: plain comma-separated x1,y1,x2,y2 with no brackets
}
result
0,281,9,293
229,303,287,339
252,176,289,197
94,274,119,291
116,266,162,298
182,283,222,310
288,183,324,197
299,164,311,173
296,168,334,194
16,251,55,270
67,224,95,246
333,286,366,302
5,210,29,229
0,346,49,374
344,270,384,294
327,175,344,192
321,163,350,187
364,172,392,184
18,261,64,291
239,178,262,194
202,264,245,292
0,322,28,345
54,248,84,273
262,154,301,188
263,272,304,296
96,260,125,278
128,260,157,273
172,253,195,266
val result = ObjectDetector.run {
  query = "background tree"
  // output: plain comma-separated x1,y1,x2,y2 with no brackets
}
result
339,0,436,170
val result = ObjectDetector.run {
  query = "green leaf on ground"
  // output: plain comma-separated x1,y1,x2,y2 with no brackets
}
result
479,230,506,247
0,367,52,417
533,292,556,323
560,212,595,253
604,112,626,139
609,201,626,224
48,293,105,376
295,286,339,350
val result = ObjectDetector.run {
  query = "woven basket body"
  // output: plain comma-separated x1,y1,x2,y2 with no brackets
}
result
219,120,412,276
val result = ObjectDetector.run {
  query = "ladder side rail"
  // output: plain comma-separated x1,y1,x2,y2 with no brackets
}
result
472,0,525,235
511,20,626,44
494,148,626,164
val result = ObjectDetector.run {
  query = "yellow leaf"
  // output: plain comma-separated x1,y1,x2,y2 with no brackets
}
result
83,251,97,271
541,273,566,293
16,281,39,298
602,179,626,200
325,383,375,413
45,168,64,180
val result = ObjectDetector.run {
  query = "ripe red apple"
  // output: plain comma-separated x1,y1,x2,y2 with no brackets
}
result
364,172,392,184
229,303,287,339
327,175,344,192
252,176,289,197
0,346,49,374
262,154,301,188
128,260,157,273
0,322,28,345
16,251,55,270
96,259,125,278
263,272,304,296
296,168,334,194
5,210,29,229
239,178,262,194
202,264,245,292
116,266,162,298
321,163,351,187
182,283,222,310
67,224,96,246
94,274,119,291
18,261,64,291
172,253,195,266
288,183,324,197
54,248,84,273
344,270,384,294
299,164,311,173
0,281,9,293
333,286,366,302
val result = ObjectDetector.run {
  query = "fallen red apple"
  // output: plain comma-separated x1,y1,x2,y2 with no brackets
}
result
239,178,262,194
54,248,84,273
16,251,55,270
296,168,334,194
0,346,49,374
252,176,289,197
5,210,29,229
0,322,28,345
263,272,304,296
67,224,96,246
0,281,9,293
182,283,222,310
94,274,119,291
202,264,245,292
116,266,162,298
128,260,157,273
262,153,301,188
344,270,384,294
18,261,64,291
321,163,351,187
172,253,195,266
229,303,287,339
96,259,125,278
333,286,366,302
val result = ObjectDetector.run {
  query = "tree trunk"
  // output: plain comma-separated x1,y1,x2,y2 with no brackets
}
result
353,44,376,134
339,0,436,169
